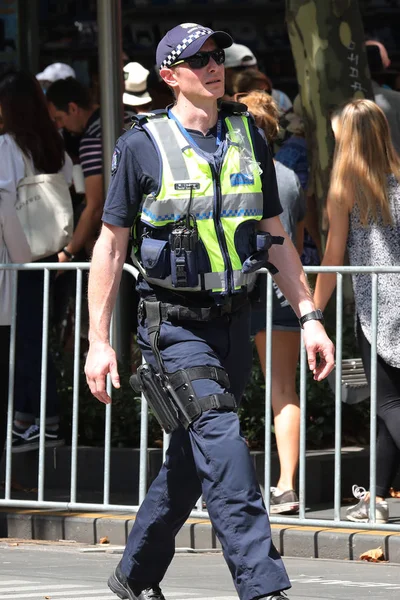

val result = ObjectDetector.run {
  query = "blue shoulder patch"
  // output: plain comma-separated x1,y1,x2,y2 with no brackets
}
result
111,147,121,176
230,173,255,186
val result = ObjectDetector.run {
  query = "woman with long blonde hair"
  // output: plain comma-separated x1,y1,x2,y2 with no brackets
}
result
314,98,400,524
240,90,306,515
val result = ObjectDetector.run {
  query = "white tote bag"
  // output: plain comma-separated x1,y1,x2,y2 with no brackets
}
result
16,153,74,260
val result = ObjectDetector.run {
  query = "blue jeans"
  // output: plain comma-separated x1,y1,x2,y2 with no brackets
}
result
14,260,59,425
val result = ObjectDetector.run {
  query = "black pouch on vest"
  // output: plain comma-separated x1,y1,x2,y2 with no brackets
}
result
141,237,170,279
170,226,199,287
170,247,198,287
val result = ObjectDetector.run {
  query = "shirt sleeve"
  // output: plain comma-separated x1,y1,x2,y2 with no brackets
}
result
275,139,309,191
252,127,283,220
0,192,32,263
0,137,31,263
295,173,306,222
79,134,103,178
0,135,19,203
102,136,144,228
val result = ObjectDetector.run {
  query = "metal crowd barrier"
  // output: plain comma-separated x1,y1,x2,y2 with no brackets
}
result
0,262,399,533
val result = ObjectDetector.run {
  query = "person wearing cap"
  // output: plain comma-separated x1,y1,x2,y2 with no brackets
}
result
123,62,152,113
84,22,334,600
36,62,76,93
223,42,258,99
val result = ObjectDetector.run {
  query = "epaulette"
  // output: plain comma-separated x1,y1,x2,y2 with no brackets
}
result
218,99,249,116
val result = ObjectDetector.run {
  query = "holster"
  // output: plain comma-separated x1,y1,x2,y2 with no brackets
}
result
130,362,237,433
130,364,180,434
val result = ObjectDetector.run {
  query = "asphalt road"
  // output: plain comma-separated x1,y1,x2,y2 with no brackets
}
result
0,541,399,600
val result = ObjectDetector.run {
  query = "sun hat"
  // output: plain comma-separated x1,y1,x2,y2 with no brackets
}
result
123,62,152,106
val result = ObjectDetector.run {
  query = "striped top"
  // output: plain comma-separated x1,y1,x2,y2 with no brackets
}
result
79,108,102,178
79,109,134,178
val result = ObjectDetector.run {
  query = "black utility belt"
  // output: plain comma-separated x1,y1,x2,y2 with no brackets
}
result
139,294,249,322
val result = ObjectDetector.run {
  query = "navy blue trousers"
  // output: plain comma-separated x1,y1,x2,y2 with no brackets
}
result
121,303,290,600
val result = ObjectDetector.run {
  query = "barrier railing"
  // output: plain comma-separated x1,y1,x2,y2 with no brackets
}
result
0,262,399,532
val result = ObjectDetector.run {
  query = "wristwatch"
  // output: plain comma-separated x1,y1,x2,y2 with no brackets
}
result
62,247,75,261
299,309,324,328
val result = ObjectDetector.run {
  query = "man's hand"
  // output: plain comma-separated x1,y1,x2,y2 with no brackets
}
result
302,321,335,381
84,341,120,404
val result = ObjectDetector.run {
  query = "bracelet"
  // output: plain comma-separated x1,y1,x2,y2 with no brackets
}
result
299,309,324,328
62,247,75,260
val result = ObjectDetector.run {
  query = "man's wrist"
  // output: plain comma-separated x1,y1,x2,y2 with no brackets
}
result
61,247,75,261
299,309,324,329
88,334,111,346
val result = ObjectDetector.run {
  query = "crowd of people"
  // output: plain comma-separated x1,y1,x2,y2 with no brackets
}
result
0,22,399,560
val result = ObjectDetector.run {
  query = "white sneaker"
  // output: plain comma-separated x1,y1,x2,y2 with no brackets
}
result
346,485,388,524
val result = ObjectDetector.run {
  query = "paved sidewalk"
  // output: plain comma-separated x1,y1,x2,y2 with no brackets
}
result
1,497,400,563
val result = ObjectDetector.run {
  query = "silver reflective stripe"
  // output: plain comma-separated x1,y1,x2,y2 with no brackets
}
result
141,195,214,223
222,193,263,217
132,271,226,292
142,192,262,224
234,270,257,289
228,116,254,156
146,118,190,181
227,115,255,173
204,271,226,290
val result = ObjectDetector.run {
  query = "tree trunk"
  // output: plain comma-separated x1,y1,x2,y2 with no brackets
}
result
285,0,373,235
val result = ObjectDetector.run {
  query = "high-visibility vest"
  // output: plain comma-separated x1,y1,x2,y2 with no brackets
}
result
132,111,264,294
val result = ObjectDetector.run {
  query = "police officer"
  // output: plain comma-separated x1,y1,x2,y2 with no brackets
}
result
85,23,335,600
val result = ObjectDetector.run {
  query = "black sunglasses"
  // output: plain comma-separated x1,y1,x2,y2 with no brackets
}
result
173,49,225,70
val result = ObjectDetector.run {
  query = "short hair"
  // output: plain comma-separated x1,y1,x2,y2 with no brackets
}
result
232,69,272,95
46,77,92,111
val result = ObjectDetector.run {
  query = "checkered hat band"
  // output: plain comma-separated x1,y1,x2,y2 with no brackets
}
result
161,29,212,68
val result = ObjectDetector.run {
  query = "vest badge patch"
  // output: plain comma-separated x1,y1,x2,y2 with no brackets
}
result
230,173,254,186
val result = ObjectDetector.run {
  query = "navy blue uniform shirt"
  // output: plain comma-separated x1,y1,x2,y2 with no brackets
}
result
102,108,282,299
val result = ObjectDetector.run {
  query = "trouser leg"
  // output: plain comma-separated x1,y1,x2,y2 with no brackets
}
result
358,319,400,497
121,425,201,586
190,409,290,600
123,306,290,599
0,327,10,458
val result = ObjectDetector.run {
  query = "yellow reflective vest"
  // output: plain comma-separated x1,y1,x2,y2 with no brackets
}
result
132,110,264,294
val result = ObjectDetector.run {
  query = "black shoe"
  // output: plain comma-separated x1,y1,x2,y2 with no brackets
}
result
12,424,65,453
108,564,165,600
261,593,289,600
269,487,299,515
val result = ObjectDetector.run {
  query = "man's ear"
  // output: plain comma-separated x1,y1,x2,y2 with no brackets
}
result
160,67,179,89
67,101,79,115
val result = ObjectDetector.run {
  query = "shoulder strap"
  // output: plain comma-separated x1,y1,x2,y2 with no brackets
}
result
218,99,248,116
131,109,169,129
